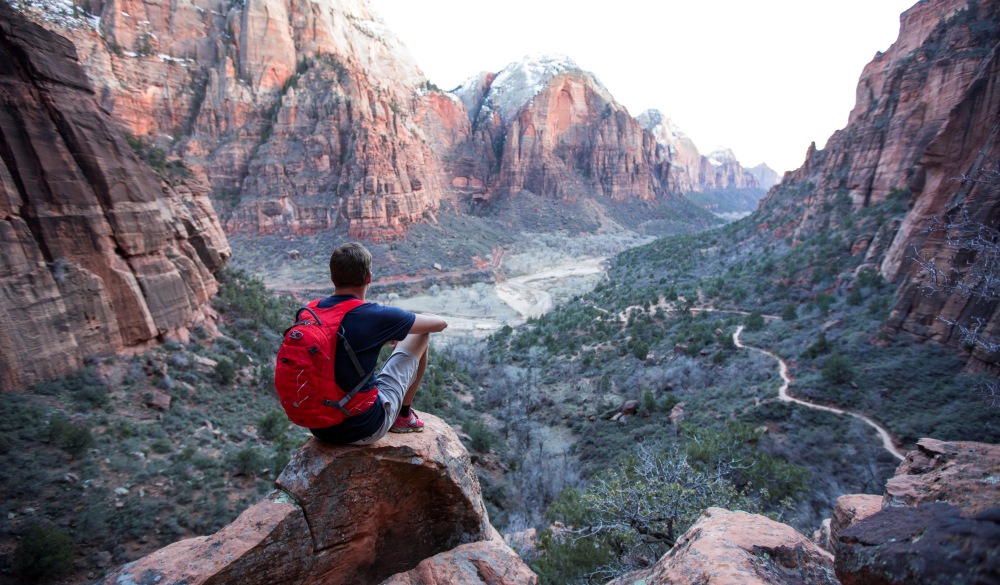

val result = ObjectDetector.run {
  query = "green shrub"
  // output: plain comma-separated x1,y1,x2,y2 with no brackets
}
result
258,409,288,442
815,293,835,314
822,353,854,385
14,524,74,582
745,311,765,331
228,446,266,476
214,358,236,385
803,332,831,359
846,287,864,306
781,304,798,321
464,419,496,452
640,389,656,415
630,340,650,361
48,416,93,459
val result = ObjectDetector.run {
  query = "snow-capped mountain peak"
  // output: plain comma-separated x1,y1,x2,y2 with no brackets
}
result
484,53,580,123
707,147,738,167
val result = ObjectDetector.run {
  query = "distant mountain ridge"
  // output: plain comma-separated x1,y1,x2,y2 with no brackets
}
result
636,110,762,193
12,0,761,239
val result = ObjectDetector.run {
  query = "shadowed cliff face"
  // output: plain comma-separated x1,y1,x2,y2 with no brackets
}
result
755,0,1000,363
0,4,230,391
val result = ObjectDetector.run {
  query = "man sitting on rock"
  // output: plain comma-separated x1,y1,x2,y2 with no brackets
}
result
307,242,448,444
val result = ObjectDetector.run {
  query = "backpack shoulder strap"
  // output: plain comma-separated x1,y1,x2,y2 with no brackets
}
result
311,298,375,416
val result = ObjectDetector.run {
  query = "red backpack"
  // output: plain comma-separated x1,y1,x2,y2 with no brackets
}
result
273,298,379,428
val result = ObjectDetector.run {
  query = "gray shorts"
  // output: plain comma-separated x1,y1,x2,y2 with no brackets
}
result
350,347,419,445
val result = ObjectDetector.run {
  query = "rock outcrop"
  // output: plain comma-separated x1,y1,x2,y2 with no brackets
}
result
0,4,230,391
97,414,536,585
755,0,1000,363
832,439,1000,585
836,503,1000,585
382,540,539,585
609,507,838,585
881,438,1000,515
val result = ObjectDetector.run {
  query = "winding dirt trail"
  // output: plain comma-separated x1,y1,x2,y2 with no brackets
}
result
733,325,905,461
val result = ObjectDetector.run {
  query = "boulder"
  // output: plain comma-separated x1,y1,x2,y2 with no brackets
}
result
609,507,838,585
828,494,882,551
835,503,1000,585
98,414,529,585
621,400,640,416
883,438,1000,515
144,390,172,411
382,538,538,585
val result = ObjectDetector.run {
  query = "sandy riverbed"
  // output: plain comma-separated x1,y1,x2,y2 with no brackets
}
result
384,255,609,340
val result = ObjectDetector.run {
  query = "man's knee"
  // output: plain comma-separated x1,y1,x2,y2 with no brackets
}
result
397,332,429,357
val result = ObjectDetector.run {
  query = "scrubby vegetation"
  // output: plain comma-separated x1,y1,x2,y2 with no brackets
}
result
0,269,474,584
5,177,997,584
431,181,998,583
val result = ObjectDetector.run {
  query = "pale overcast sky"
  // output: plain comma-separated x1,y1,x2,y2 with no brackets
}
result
372,0,916,174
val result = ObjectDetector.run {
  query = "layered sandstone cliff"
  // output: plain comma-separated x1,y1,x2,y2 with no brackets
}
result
17,0,443,240
442,56,717,213
97,415,537,585
18,1,730,240
756,0,1000,362
0,4,230,391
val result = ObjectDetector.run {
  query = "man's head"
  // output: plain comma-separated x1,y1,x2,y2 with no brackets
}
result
329,242,372,288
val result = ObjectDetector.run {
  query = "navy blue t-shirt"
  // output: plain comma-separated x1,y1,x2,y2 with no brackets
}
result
308,295,415,444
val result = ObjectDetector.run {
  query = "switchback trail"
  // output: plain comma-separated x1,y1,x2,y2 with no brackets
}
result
733,325,905,461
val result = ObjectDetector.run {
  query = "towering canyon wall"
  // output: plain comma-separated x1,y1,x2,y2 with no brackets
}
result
22,0,444,240
757,0,1000,363
17,1,757,239
0,4,231,391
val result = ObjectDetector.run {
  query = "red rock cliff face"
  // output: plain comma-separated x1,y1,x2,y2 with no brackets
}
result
757,0,1000,361
444,58,696,206
0,5,231,391
499,71,670,201
20,0,443,241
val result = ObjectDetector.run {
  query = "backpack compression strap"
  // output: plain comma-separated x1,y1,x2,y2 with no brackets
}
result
322,332,375,415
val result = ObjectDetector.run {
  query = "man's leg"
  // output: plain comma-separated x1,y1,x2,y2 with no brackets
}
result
398,333,429,408
350,333,429,444
390,333,429,432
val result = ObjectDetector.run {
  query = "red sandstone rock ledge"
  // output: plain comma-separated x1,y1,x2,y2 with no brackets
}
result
97,414,536,585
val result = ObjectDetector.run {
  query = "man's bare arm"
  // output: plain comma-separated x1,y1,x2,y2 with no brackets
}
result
410,314,448,334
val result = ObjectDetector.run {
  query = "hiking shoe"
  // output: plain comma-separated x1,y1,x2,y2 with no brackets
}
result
390,410,425,433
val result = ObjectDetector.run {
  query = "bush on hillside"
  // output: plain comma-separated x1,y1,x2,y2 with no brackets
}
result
822,353,854,385
14,524,74,582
